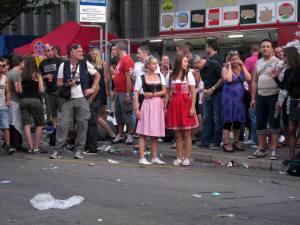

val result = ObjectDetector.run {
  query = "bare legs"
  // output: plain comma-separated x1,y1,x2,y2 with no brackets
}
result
288,122,300,160
24,125,43,150
175,129,192,160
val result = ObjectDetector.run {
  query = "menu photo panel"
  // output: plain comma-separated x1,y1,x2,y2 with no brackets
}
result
206,7,222,28
257,3,276,24
277,1,297,22
175,11,191,30
223,6,239,26
160,12,175,31
240,4,257,25
191,9,205,28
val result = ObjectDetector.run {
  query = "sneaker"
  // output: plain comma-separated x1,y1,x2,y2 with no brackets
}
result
243,139,255,145
182,159,191,166
139,158,152,165
248,149,267,159
7,145,16,155
151,157,165,165
250,144,258,149
125,135,133,145
49,150,62,159
270,150,279,160
74,150,84,159
173,158,183,166
32,148,41,154
112,134,124,144
211,144,220,150
279,135,285,144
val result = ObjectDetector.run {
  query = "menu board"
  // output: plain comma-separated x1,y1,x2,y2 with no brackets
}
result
175,11,190,29
191,9,205,28
257,3,276,24
240,4,257,24
222,6,239,26
206,8,222,27
160,12,175,31
276,1,296,22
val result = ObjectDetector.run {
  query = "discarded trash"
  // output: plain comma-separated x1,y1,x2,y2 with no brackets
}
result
217,213,235,218
211,192,221,196
241,163,249,168
89,163,95,166
227,161,234,168
288,196,296,199
108,159,119,164
0,180,11,185
116,179,122,182
192,194,202,198
109,146,119,154
279,170,287,175
97,145,112,152
132,150,138,154
97,218,103,222
159,153,164,158
30,193,84,210
259,180,264,183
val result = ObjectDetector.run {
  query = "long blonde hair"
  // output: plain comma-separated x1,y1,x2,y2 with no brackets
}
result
90,48,103,69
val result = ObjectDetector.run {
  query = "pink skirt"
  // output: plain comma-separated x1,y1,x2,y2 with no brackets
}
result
136,97,165,137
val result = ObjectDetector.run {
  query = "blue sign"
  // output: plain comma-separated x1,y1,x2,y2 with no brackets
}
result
80,0,106,6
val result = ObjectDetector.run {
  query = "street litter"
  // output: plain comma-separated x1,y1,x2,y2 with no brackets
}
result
192,194,202,198
97,218,103,222
144,151,151,156
89,163,95,166
116,179,122,182
30,193,84,210
0,180,11,185
241,163,249,168
288,196,296,199
211,192,221,196
108,159,119,164
227,161,234,168
217,214,235,218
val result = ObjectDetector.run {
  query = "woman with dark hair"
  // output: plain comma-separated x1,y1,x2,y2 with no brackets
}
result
271,46,300,165
221,51,251,152
18,56,45,153
165,55,198,166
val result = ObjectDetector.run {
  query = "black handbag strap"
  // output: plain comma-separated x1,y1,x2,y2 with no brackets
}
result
71,62,79,80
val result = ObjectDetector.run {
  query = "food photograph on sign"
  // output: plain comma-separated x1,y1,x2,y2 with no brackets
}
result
240,4,257,25
257,3,276,24
277,1,296,22
206,8,222,27
222,6,239,26
175,11,190,30
191,9,205,28
160,12,175,31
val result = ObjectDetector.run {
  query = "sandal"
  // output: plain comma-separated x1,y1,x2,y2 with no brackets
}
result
232,142,245,151
222,143,235,153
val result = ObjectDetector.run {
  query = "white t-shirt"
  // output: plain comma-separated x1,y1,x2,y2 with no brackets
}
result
58,61,97,99
165,71,196,88
134,73,166,92
133,61,144,80
198,80,204,104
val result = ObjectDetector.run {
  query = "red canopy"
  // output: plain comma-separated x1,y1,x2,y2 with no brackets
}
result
14,21,118,56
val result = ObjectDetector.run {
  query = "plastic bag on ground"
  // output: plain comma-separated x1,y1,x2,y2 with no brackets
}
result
30,193,84,210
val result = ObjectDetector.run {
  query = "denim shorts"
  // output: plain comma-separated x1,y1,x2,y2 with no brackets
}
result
256,94,280,134
0,108,9,129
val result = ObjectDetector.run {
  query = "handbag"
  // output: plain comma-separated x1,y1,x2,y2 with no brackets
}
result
58,62,79,98
237,76,251,108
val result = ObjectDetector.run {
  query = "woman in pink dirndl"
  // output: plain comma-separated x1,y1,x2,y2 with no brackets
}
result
134,56,166,165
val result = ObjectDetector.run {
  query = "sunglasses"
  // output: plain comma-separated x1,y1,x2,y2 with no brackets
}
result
0,64,6,68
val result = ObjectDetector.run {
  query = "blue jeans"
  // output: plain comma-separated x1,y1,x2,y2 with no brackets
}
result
249,108,258,144
201,91,222,146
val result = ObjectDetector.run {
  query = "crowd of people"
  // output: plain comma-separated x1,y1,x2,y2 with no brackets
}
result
0,38,299,169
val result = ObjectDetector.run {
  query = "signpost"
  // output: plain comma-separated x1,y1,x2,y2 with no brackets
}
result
79,0,106,23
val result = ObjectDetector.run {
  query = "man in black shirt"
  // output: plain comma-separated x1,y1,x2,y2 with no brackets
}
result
193,55,223,149
39,44,63,129
206,39,223,66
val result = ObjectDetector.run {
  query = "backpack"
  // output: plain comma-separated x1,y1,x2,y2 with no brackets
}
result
287,152,300,176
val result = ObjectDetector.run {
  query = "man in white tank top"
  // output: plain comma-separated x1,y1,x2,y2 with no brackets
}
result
0,59,15,155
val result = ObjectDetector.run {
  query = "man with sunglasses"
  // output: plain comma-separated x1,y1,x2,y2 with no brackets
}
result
39,44,63,131
0,59,15,154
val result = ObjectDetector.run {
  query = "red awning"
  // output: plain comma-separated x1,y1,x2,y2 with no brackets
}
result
14,21,118,56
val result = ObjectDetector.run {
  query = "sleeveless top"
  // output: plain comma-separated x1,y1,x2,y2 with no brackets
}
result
141,74,162,93
0,75,7,109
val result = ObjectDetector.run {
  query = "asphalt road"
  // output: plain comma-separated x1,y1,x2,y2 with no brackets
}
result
0,151,300,225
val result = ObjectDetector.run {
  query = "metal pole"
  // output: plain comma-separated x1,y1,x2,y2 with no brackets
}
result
105,0,109,61
100,26,103,52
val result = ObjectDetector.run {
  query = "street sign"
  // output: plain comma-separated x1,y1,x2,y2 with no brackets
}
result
80,0,106,23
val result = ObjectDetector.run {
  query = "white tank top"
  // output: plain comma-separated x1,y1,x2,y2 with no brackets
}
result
0,75,7,109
